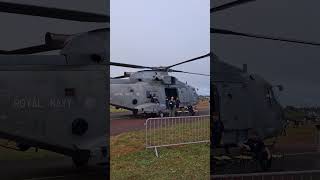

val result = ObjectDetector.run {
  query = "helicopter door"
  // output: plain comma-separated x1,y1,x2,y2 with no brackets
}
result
165,88,178,99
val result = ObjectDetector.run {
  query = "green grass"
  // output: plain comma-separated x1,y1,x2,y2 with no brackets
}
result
111,123,210,180
275,124,317,144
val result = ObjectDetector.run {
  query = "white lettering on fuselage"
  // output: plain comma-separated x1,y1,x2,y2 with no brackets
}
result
13,96,43,108
48,98,72,108
12,96,72,109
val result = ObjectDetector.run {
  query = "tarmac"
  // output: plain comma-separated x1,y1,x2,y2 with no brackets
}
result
110,108,210,135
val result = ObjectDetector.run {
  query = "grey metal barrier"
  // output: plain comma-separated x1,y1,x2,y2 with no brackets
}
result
211,170,320,180
145,115,210,156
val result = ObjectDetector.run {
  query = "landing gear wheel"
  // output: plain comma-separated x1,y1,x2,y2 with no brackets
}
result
133,110,138,116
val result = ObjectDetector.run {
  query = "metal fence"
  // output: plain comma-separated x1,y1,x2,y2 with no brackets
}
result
211,170,320,180
145,115,210,156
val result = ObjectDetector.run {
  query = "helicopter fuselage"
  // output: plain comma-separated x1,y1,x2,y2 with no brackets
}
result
212,59,286,145
110,71,199,115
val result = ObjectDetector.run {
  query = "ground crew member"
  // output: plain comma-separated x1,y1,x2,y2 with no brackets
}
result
169,96,176,117
151,94,159,103
187,105,195,116
176,97,180,109
165,97,169,109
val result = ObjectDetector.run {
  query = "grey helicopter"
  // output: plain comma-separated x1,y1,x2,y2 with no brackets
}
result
0,2,109,167
109,54,210,117
210,0,320,170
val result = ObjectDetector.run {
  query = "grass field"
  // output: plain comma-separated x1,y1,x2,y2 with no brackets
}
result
111,129,210,180
273,124,317,144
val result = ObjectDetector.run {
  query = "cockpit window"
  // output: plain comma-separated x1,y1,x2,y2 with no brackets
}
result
171,77,176,84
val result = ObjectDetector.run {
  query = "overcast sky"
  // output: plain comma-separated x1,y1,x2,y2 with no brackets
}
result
212,0,320,107
111,0,210,95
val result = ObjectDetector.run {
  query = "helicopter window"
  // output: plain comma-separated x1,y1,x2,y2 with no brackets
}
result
171,77,176,84
132,99,138,105
138,79,142,82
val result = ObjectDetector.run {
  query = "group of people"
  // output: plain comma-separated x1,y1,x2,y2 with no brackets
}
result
212,118,272,170
148,95,195,117
165,96,197,117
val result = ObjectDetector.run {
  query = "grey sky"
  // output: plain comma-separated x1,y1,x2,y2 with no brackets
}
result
212,0,320,106
111,0,210,95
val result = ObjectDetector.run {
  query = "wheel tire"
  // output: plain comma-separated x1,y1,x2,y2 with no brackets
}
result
133,110,138,116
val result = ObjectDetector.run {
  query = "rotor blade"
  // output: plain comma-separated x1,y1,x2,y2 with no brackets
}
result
109,62,153,69
165,53,211,70
0,2,109,22
169,69,210,76
211,0,256,13
212,28,320,46
0,44,61,54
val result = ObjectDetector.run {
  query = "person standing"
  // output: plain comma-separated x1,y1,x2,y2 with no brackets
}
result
169,96,176,117
165,97,169,109
176,97,180,109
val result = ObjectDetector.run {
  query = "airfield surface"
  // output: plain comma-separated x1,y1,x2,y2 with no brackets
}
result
110,101,210,136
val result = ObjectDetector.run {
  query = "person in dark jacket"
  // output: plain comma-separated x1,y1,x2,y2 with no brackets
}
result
187,105,195,116
168,96,176,116
165,97,169,109
175,97,180,109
